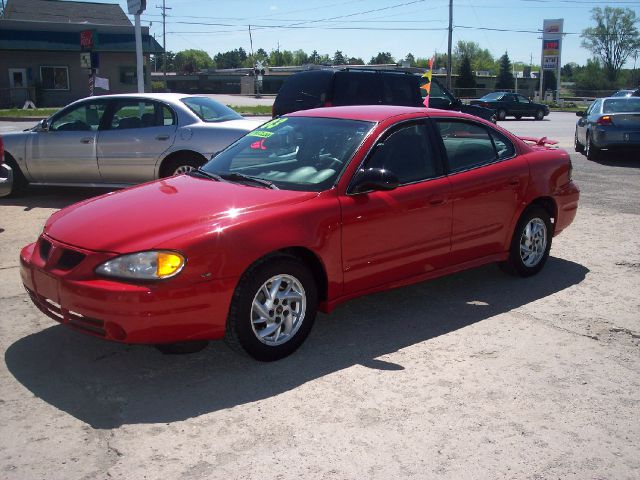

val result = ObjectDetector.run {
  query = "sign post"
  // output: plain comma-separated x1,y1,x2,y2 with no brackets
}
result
127,0,146,93
540,19,563,104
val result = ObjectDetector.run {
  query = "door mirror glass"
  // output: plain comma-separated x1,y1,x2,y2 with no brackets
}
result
35,119,48,132
350,168,399,194
576,111,585,117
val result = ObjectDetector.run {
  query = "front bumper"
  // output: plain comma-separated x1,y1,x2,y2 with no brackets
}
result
20,237,237,344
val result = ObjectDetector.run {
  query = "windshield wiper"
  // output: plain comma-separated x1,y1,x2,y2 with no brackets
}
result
216,172,279,190
188,168,223,181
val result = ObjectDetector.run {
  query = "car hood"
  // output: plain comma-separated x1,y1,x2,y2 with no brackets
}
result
44,175,317,253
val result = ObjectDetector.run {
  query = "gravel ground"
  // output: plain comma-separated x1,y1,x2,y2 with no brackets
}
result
0,113,638,479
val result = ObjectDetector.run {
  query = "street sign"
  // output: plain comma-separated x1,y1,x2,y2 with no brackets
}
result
127,0,146,15
80,52,92,69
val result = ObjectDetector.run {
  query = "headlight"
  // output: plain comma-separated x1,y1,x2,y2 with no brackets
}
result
95,251,185,280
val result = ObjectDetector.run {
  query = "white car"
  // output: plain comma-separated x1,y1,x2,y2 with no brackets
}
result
1,93,263,196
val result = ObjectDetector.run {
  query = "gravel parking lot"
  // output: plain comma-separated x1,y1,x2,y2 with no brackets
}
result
1,112,639,479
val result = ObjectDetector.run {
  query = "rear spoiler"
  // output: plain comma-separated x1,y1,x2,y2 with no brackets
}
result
518,136,558,148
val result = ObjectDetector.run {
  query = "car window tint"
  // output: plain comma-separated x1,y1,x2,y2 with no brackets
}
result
381,74,421,106
603,98,640,113
490,130,516,160
162,105,176,126
436,120,498,173
50,101,107,131
332,71,380,106
110,100,157,129
180,97,242,122
365,123,439,184
275,71,333,113
517,95,530,103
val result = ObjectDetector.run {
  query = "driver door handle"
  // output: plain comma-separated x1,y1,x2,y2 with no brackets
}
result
80,137,93,144
156,134,170,141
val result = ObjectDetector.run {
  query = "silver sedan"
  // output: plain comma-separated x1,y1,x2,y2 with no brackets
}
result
1,93,264,196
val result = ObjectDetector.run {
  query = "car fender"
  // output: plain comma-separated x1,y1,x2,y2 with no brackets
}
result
1,131,30,180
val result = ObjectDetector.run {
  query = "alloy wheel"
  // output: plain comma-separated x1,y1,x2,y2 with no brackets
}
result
519,218,547,267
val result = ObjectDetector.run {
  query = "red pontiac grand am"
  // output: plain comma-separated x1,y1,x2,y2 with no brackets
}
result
20,106,579,361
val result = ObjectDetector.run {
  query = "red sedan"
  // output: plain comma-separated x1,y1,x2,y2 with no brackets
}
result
20,106,579,361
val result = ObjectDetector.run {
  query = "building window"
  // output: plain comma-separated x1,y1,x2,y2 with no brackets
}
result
40,66,69,90
119,66,146,85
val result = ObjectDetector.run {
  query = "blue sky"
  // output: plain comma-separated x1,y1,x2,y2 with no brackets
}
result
93,0,640,68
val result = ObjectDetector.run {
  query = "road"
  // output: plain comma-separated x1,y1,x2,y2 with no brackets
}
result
1,112,639,479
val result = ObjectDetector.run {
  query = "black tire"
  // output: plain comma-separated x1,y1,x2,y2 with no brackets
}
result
160,153,204,178
497,109,507,121
501,206,552,277
156,340,209,355
574,130,584,152
1,153,28,197
225,256,317,361
585,132,600,160
535,109,545,121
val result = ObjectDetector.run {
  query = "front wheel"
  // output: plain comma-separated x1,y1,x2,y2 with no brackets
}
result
501,207,552,277
535,109,545,120
574,130,584,152
497,109,507,121
225,256,318,361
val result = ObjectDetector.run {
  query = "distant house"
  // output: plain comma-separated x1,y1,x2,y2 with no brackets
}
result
0,0,162,107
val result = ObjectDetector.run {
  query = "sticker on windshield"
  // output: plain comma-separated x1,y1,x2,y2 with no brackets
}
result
247,130,274,138
260,118,288,130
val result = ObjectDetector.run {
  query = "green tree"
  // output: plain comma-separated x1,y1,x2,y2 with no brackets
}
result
347,57,364,65
309,50,321,64
174,49,214,72
572,59,615,96
292,49,309,65
333,51,347,65
454,41,495,72
213,48,247,69
495,52,515,90
404,53,416,66
455,55,476,97
152,50,175,72
581,7,640,82
369,52,395,64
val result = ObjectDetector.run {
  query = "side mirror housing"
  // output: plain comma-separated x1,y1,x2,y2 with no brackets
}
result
576,111,585,117
350,168,399,194
36,119,49,131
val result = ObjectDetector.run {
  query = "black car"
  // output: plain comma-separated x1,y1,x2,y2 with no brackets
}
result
272,69,496,122
471,92,549,120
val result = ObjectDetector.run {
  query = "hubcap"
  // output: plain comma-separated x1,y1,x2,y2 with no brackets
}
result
519,218,547,268
174,165,196,175
251,274,306,346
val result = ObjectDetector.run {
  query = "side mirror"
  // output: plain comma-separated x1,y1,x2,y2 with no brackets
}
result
350,168,399,194
452,98,462,108
36,119,49,132
576,111,585,117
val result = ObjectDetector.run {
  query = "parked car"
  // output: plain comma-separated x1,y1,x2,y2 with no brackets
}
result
471,92,549,121
272,69,496,122
611,90,634,97
1,93,263,197
20,106,579,361
0,135,14,197
574,96,640,159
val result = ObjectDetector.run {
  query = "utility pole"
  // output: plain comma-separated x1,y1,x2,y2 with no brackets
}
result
156,0,172,86
447,0,453,90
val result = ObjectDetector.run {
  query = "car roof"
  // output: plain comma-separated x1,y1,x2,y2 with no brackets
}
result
285,105,471,122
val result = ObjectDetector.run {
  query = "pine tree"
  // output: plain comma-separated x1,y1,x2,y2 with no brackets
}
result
495,52,515,90
455,55,476,97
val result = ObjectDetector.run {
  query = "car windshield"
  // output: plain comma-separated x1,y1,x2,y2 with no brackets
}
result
202,116,374,192
181,97,243,122
480,92,504,101
603,98,640,113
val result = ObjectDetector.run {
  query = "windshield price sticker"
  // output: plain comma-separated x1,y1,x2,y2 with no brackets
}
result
247,130,274,138
261,118,288,130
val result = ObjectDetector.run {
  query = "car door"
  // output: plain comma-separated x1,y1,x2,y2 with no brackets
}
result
434,118,528,264
96,99,177,183
25,99,107,183
578,100,600,144
516,94,533,116
340,121,452,294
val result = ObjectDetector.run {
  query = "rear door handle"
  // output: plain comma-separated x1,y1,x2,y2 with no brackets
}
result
156,134,170,141
428,195,446,206
80,137,93,144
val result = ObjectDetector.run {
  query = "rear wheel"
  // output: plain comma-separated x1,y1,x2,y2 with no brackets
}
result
585,132,600,160
497,109,507,121
535,109,545,120
225,256,318,361
574,130,584,152
501,207,552,277
160,153,204,178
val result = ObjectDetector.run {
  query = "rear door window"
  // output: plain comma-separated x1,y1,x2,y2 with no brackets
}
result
435,120,503,173
274,71,333,114
381,74,422,106
332,71,381,106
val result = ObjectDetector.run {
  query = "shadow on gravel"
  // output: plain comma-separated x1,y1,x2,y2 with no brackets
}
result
5,257,588,429
588,151,640,168
0,185,117,210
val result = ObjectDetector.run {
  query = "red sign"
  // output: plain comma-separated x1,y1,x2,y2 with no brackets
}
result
80,30,94,50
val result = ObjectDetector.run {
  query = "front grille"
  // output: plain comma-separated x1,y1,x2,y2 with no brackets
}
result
26,287,106,337
39,239,52,260
57,250,86,271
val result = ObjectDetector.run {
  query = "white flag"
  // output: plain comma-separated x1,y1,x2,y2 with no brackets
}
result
95,76,110,91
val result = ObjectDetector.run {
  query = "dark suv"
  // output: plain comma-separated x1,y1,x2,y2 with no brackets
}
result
272,69,496,122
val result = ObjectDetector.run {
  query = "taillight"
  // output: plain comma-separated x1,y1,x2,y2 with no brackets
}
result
597,115,613,126
324,100,333,108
